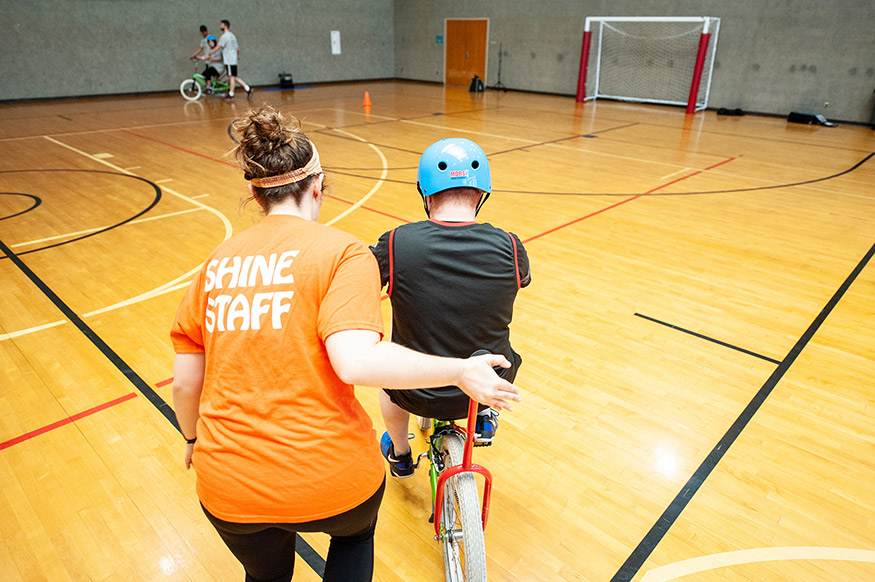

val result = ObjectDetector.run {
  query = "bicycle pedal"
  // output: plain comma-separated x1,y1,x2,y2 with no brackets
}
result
474,441,493,447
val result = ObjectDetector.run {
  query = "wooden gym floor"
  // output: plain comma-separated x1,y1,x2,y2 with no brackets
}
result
1,80,873,581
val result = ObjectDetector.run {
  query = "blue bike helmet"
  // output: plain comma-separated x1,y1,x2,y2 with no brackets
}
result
206,35,217,44
417,138,491,215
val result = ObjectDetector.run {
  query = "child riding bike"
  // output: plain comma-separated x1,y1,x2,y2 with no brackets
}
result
370,138,531,477
196,36,225,92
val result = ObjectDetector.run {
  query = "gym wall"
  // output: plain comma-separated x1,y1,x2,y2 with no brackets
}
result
2,0,873,124
393,0,875,124
0,0,395,102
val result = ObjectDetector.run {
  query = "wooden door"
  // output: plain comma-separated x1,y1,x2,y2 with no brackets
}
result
445,19,488,87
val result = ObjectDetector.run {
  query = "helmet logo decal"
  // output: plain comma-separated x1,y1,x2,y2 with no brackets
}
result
450,170,469,179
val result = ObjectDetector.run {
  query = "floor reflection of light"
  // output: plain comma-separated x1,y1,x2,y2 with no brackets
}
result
655,447,678,477
159,555,177,575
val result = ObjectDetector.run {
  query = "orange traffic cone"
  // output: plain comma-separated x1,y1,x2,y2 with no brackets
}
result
362,91,372,107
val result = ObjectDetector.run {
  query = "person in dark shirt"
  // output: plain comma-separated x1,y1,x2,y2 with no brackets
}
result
370,137,531,477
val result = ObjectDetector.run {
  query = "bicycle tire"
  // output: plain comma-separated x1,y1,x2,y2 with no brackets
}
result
180,79,202,101
440,432,487,582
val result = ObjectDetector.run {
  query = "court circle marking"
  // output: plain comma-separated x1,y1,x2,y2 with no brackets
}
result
0,192,41,221
641,546,875,582
0,169,161,256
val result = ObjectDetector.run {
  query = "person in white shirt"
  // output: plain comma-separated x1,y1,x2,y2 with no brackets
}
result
208,19,253,100
188,25,210,61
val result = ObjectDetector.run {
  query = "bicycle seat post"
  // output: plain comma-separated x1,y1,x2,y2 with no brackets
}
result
462,398,478,469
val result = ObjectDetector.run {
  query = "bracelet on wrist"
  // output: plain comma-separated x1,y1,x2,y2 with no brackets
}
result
185,436,197,444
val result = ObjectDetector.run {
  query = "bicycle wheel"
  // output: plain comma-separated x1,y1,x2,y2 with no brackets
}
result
180,79,202,101
439,432,487,582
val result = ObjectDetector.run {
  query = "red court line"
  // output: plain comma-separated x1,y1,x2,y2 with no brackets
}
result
155,377,173,387
523,196,641,243
123,130,236,167
0,392,138,451
325,194,411,224
704,156,737,171
122,131,410,223
523,158,736,243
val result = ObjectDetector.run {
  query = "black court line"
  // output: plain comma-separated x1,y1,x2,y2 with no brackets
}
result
323,147,872,198
0,193,42,220
634,313,781,365
0,239,178,428
0,235,329,578
297,541,327,577
612,239,875,581
502,151,875,197
0,169,162,258
322,123,640,174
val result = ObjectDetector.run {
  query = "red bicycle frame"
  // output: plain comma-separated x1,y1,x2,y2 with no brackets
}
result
433,399,493,536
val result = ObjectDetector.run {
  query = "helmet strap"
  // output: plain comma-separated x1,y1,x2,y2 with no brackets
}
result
417,181,431,217
474,192,489,216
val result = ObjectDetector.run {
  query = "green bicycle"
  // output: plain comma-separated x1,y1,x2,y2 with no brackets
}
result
413,400,492,582
180,65,230,101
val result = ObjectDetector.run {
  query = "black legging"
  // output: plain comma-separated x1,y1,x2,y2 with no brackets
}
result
202,479,385,582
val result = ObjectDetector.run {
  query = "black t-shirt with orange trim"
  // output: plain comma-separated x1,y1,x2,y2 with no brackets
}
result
371,219,530,413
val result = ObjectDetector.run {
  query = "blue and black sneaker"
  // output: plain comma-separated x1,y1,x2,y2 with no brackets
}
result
380,431,414,478
475,408,499,444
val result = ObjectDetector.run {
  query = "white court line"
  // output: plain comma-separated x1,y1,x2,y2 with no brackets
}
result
0,137,234,342
324,129,388,226
660,168,691,181
0,320,67,341
154,178,173,184
400,118,694,170
10,208,202,249
641,547,875,582
191,194,210,199
401,118,874,193
327,108,398,122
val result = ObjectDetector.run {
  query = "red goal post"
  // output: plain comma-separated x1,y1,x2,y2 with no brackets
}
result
576,16,720,114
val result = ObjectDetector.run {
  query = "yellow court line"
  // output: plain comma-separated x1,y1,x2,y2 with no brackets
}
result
641,547,875,582
0,321,67,341
6,127,385,341
0,137,234,342
323,129,388,226
660,168,691,181
11,208,203,248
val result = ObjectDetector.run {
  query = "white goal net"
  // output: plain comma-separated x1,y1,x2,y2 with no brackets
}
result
577,17,720,112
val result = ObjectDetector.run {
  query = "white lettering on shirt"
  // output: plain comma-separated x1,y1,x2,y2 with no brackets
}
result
249,253,278,287
273,250,299,284
201,250,300,333
204,259,219,292
271,291,295,329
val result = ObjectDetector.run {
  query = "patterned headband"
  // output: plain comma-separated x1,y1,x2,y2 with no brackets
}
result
249,144,322,188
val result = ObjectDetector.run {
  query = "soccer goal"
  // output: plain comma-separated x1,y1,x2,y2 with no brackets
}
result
575,16,720,113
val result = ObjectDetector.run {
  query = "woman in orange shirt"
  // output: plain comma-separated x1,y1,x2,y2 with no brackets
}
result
170,105,520,582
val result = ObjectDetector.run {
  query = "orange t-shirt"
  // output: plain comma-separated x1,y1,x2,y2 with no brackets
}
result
171,214,385,523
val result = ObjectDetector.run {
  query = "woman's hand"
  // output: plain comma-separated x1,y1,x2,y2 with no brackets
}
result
325,331,521,409
184,442,195,469
456,353,520,411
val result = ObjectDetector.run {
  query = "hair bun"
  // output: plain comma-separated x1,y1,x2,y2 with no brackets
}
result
232,105,312,180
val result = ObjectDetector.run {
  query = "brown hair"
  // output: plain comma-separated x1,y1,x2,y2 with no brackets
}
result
232,105,322,212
